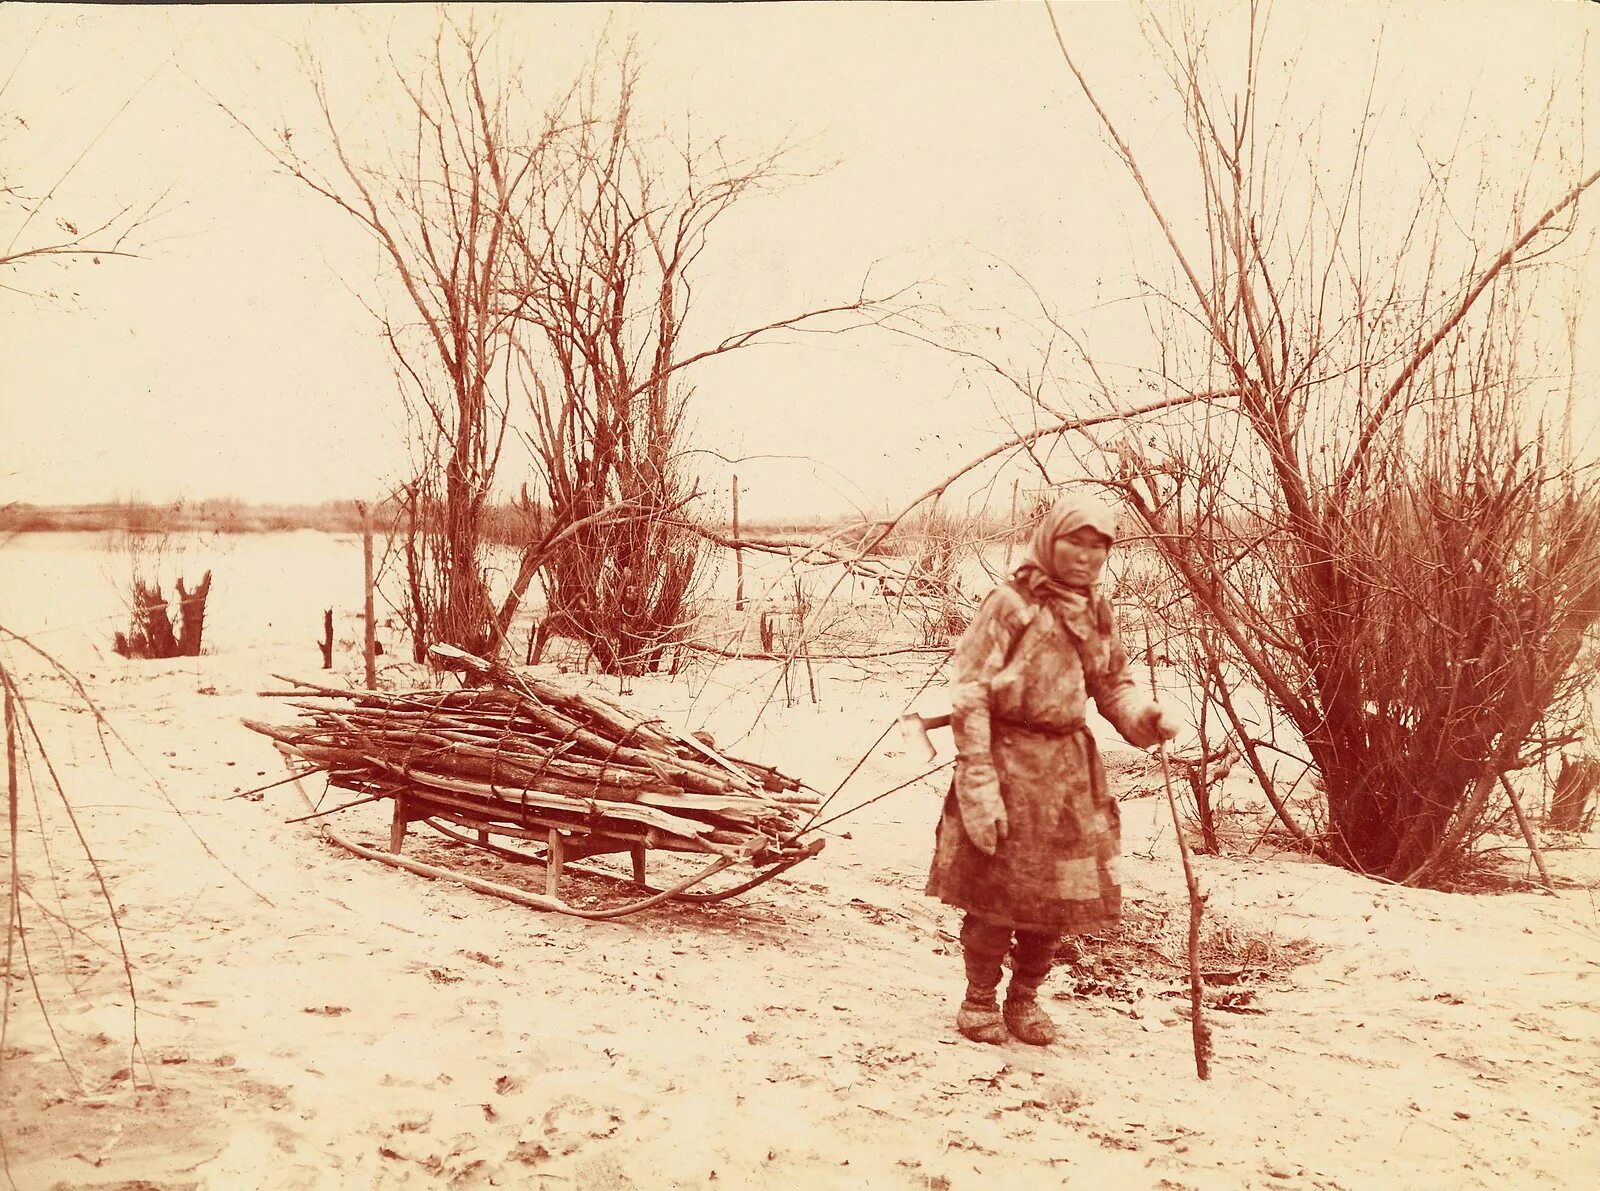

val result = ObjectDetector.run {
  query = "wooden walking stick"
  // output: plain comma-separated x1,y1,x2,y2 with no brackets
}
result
1145,624,1213,1080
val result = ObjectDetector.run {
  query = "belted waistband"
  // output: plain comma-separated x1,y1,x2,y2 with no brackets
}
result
991,716,1086,738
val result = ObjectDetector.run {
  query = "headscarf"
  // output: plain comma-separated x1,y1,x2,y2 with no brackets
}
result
1025,492,1117,583
1013,491,1118,661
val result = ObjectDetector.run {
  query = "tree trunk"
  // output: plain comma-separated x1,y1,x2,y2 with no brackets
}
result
1551,756,1599,831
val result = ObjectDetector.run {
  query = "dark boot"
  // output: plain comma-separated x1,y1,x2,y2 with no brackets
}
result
1004,929,1061,1046
957,915,1012,1045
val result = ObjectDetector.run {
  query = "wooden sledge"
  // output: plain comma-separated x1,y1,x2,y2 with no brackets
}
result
275,753,824,920
250,649,826,919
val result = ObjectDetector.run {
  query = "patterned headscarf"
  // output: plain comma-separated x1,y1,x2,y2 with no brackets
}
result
1013,491,1118,661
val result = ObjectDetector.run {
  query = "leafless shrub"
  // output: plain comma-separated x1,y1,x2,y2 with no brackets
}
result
1047,1,1600,884
221,22,598,663
505,49,715,675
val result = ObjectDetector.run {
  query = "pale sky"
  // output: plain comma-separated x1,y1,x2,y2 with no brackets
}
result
3,1,1598,521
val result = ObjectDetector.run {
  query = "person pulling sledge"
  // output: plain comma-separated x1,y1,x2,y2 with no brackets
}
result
926,491,1179,1045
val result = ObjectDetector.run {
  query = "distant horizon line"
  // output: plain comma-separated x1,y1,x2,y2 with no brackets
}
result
0,497,869,534
4,494,874,513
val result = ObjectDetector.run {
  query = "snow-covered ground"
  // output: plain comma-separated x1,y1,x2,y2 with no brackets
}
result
3,532,1597,1189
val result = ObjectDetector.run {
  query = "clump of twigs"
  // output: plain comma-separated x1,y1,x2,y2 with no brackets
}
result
1054,899,1319,1015
862,506,981,646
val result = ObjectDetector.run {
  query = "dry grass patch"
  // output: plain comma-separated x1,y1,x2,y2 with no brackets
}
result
1055,898,1320,1015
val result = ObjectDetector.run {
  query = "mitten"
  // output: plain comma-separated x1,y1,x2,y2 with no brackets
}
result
954,754,1008,855
1142,703,1181,744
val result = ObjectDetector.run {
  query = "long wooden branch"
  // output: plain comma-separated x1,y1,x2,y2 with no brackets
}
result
627,293,910,404
1044,2,1255,399
700,387,1240,713
859,388,1238,558
1335,163,1600,503
676,524,877,565
1202,649,1320,849
1498,775,1556,894
677,639,952,662
1143,628,1213,1081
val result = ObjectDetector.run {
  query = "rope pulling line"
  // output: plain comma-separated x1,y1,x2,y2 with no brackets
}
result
792,656,948,836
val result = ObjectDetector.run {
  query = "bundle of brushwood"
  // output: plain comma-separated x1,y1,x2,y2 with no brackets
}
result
244,645,822,864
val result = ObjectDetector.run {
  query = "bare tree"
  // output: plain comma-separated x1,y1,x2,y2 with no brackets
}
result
1042,0,1600,884
219,21,579,661
509,46,901,676
227,26,896,671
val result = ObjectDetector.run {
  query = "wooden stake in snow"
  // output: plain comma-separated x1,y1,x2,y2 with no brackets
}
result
732,475,745,614
1146,625,1213,1080
358,502,377,690
318,609,334,670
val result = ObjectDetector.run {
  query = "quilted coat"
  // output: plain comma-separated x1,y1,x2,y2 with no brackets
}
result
925,580,1160,933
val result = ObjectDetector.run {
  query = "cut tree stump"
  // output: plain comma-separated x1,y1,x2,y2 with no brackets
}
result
176,570,212,656
319,609,334,669
134,582,177,656
114,572,211,659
